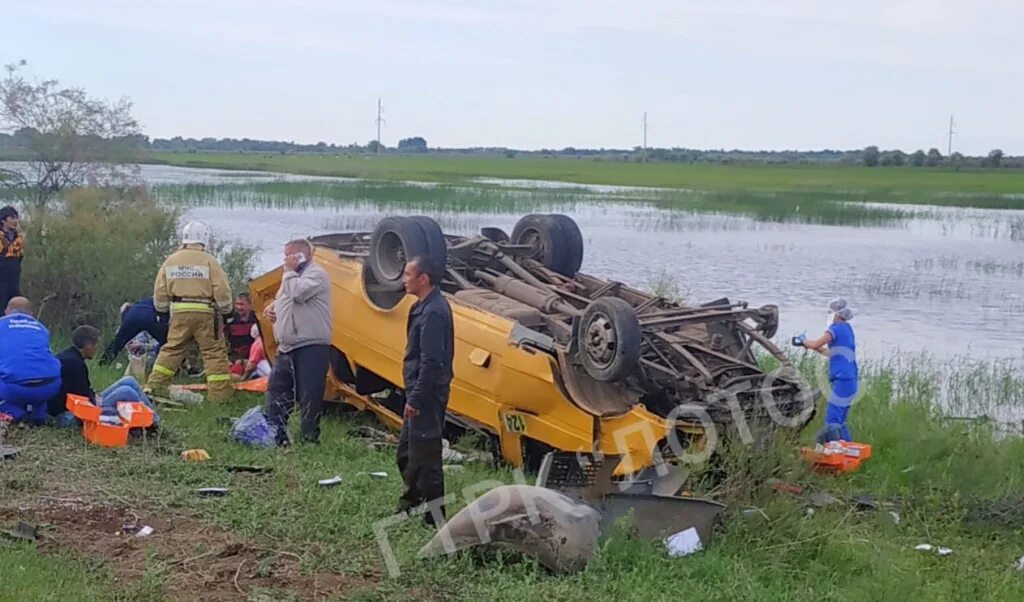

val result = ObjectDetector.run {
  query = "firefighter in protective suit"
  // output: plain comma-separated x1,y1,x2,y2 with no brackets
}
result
144,222,234,401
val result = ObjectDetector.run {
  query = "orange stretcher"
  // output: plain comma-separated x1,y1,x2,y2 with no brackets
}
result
180,377,269,394
800,441,873,474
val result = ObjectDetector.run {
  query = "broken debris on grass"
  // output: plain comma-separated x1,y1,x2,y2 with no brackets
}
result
665,527,703,558
318,476,343,488
915,543,954,556
197,488,230,497
1,521,38,542
0,445,21,461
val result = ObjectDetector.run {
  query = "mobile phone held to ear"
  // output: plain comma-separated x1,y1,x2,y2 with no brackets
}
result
295,252,307,264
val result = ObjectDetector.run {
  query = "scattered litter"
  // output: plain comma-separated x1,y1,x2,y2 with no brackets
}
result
169,385,205,405
180,449,211,462
357,471,388,479
349,426,398,445
806,508,815,517
439,439,491,463
441,439,468,463
889,511,901,525
768,479,804,495
318,476,343,487
442,464,465,474
0,445,20,461
197,487,230,497
225,465,272,474
121,523,139,534
665,527,704,557
136,526,155,538
854,495,879,511
1,522,39,542
808,491,843,508
902,466,916,473
740,508,768,523
1014,556,1024,571
231,406,278,448
915,543,953,556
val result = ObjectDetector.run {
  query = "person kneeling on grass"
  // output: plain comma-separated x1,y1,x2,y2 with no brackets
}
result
49,325,160,428
0,297,61,426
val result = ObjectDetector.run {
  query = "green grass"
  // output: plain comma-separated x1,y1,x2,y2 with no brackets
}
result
0,544,113,601
2,356,1024,600
147,152,1024,209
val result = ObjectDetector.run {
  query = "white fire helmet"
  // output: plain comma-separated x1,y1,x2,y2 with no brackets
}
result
181,221,211,248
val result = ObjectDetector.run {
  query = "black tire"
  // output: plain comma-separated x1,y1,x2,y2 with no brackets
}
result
577,297,642,382
547,214,583,276
369,216,429,290
408,216,447,282
480,227,510,244
511,214,570,276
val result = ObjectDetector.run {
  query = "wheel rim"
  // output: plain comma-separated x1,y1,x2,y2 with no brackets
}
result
584,313,617,368
519,228,546,261
377,230,407,281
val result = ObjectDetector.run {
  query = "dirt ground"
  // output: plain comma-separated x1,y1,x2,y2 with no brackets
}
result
0,487,377,601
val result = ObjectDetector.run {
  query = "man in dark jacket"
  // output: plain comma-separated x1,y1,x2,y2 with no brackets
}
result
50,325,159,427
396,255,454,526
99,297,169,365
0,206,24,311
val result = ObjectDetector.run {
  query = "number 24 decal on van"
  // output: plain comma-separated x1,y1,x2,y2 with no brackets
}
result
503,412,527,434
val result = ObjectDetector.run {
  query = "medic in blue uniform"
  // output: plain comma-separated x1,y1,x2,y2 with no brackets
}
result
793,298,859,443
0,298,61,425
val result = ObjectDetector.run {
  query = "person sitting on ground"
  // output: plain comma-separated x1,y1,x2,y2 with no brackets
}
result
241,323,271,380
0,297,61,426
99,296,169,365
793,298,859,443
225,293,257,364
50,325,159,428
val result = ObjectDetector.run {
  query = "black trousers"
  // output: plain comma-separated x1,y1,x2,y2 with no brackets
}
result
396,423,445,523
0,272,20,313
264,344,329,444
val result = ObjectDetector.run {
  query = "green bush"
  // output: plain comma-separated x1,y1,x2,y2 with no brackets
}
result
21,187,257,332
23,187,178,331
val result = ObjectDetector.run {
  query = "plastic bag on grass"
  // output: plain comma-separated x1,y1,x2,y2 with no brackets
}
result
231,406,278,448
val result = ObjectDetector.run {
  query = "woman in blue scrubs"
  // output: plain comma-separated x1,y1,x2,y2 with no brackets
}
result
794,299,858,442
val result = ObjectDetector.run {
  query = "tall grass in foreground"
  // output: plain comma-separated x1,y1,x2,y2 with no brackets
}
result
4,353,1024,600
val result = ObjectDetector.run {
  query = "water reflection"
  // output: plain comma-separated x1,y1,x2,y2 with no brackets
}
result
137,164,1024,361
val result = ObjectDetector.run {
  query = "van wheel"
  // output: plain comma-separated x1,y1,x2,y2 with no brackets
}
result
510,214,570,276
547,214,583,276
369,217,428,290
408,216,447,282
578,297,641,382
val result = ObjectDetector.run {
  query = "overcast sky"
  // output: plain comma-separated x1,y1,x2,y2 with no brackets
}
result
4,1,1021,153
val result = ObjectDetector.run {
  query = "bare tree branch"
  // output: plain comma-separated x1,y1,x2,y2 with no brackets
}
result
0,61,143,207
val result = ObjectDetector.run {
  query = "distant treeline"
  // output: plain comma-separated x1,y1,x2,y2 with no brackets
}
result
0,127,1019,168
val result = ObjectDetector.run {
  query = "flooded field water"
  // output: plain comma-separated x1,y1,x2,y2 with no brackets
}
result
141,164,1024,364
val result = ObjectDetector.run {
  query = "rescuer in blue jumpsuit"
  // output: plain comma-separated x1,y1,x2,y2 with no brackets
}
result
99,297,169,365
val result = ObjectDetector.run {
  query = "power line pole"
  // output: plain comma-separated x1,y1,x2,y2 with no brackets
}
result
642,111,648,163
947,114,956,156
375,97,386,154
